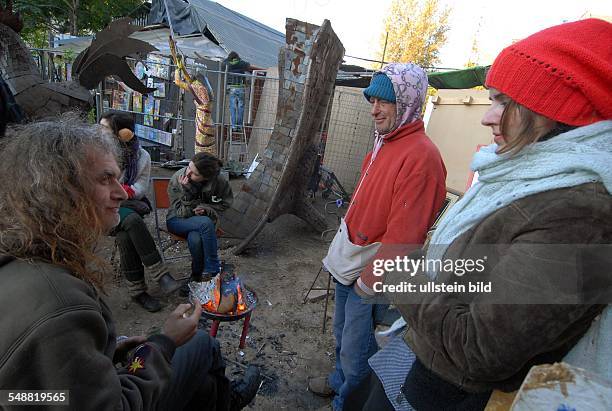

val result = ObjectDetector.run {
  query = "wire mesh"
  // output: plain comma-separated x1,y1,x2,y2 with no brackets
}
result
322,86,375,193
30,48,373,189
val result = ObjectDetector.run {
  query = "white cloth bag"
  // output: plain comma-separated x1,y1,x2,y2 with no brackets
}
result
322,218,381,285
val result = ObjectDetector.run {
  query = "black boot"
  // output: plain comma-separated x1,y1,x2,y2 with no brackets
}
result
132,292,162,312
179,284,190,298
180,273,200,298
158,273,182,295
230,365,262,410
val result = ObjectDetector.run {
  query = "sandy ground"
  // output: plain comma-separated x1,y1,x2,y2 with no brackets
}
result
98,166,344,410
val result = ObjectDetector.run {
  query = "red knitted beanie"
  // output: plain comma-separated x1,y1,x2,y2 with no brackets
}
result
486,18,612,126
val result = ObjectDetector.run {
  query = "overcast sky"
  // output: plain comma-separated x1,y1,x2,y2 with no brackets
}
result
215,0,611,69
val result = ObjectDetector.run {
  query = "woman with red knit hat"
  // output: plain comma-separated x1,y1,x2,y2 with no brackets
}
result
344,18,612,411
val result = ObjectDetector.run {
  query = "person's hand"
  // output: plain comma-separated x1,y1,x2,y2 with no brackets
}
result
193,205,218,220
179,173,191,187
113,335,147,364
162,300,202,347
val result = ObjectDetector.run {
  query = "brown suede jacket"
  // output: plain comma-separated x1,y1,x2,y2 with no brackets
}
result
0,257,176,410
385,182,612,392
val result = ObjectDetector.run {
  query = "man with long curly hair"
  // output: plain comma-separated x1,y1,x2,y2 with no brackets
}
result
0,114,260,410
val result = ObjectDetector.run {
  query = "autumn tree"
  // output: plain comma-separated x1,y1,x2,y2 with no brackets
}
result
465,15,483,68
376,0,451,68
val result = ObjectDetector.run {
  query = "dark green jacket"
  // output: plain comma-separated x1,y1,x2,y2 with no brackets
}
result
224,58,250,86
0,257,176,410
166,167,233,222
385,182,611,393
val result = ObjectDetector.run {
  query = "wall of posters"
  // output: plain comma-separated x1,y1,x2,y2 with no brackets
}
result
147,55,170,80
135,124,173,146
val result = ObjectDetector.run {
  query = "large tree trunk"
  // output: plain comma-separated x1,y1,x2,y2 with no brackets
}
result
217,19,345,254
69,0,79,36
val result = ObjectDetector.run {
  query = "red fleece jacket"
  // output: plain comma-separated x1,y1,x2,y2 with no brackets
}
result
346,120,447,291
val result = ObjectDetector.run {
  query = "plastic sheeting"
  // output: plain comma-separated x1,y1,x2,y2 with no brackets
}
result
428,66,489,89
148,0,285,68
53,28,227,62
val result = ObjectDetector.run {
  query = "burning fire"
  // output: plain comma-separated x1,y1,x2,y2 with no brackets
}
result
202,275,221,312
196,275,249,315
236,283,247,312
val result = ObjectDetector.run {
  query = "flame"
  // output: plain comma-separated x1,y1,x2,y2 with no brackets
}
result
201,276,221,312
199,276,248,315
236,283,247,313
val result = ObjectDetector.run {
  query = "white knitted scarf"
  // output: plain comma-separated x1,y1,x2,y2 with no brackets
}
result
427,120,612,267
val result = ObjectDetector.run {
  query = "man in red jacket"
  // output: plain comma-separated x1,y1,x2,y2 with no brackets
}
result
309,63,447,410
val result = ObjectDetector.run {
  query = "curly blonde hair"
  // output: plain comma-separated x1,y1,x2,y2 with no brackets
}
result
0,113,121,288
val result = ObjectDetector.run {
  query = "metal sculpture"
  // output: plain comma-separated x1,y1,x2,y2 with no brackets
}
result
0,7,156,119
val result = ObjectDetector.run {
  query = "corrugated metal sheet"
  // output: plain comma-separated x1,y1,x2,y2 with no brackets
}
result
54,28,227,61
148,0,285,69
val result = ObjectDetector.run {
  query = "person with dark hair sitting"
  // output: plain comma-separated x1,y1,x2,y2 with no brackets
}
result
100,110,182,312
167,152,233,287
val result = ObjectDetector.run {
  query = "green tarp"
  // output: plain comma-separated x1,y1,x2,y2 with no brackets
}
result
427,65,489,89
335,65,490,90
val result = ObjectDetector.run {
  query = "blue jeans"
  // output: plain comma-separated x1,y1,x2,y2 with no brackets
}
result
228,87,245,129
167,216,220,275
328,282,388,411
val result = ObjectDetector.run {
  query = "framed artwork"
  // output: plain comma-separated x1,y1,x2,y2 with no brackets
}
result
144,95,155,114
112,90,130,111
154,99,160,120
132,92,142,113
134,61,147,80
153,82,166,98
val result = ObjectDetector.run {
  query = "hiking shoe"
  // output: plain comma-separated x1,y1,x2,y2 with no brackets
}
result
158,273,182,295
308,376,335,398
132,292,162,312
230,365,262,410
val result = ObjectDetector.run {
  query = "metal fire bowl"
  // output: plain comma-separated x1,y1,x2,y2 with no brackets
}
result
199,287,257,322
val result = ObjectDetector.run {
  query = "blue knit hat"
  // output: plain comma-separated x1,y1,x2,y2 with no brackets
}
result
363,73,396,103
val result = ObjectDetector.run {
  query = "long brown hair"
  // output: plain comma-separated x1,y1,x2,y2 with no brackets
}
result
0,113,121,289
497,100,558,155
